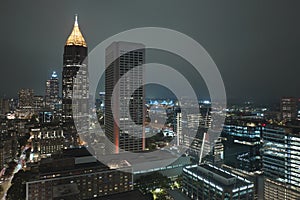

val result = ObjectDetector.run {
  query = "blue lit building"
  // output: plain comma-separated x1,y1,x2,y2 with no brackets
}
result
182,164,254,199
262,125,300,199
222,118,263,172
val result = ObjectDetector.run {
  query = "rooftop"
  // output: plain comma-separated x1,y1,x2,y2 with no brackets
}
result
92,190,151,200
37,147,111,177
184,164,252,190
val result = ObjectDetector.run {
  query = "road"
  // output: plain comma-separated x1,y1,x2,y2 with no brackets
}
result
0,145,28,200
0,176,12,200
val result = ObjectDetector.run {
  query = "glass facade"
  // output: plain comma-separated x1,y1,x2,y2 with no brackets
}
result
262,125,300,199
182,164,254,200
105,41,145,153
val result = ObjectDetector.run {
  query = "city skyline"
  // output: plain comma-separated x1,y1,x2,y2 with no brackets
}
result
1,1,300,103
1,2,300,200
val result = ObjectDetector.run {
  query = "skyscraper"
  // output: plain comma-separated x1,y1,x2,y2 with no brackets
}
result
105,41,145,153
262,124,300,199
62,15,88,147
45,71,59,110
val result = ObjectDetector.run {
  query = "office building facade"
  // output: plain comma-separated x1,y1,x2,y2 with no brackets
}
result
7,148,133,200
182,164,254,199
105,41,145,153
262,125,300,199
222,118,263,172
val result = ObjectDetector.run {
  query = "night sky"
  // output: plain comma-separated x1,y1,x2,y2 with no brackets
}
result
1,0,300,104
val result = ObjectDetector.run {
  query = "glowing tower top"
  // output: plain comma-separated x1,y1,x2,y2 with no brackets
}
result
65,14,87,47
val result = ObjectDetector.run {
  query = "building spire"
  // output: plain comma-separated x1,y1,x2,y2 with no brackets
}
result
65,14,87,47
75,14,78,26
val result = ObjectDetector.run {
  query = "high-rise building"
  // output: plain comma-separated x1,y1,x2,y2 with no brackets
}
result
222,118,263,172
45,71,59,109
176,111,182,146
182,164,254,200
262,124,300,199
105,41,145,153
174,101,212,162
18,88,34,108
280,97,297,123
62,15,88,147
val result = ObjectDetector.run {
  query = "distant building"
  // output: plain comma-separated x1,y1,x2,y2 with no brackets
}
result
29,124,64,161
0,139,13,169
0,98,10,114
174,102,212,162
0,119,16,168
262,125,300,199
18,89,34,108
105,41,145,153
6,98,18,112
96,92,105,110
182,164,254,199
45,71,59,110
280,97,297,123
33,95,44,109
38,110,54,123
175,111,182,146
186,114,211,159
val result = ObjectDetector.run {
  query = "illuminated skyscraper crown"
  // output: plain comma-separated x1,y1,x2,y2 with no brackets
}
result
65,15,87,47
51,71,58,78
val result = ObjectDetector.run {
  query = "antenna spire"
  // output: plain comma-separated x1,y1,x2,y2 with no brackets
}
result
75,14,78,26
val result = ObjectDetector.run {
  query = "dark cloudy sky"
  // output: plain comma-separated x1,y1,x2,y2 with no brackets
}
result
1,0,300,103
